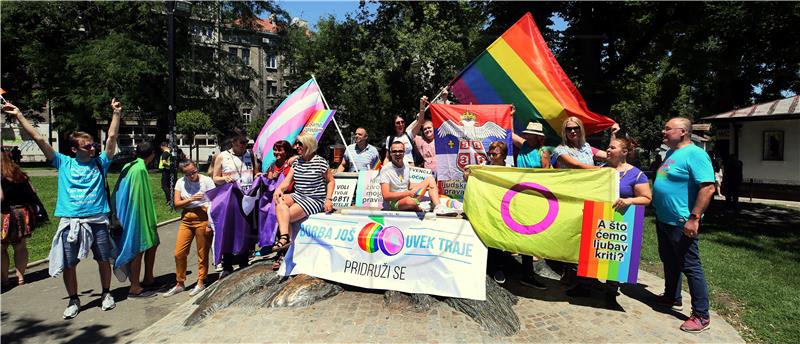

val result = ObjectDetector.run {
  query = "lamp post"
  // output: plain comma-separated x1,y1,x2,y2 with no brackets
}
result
165,0,191,208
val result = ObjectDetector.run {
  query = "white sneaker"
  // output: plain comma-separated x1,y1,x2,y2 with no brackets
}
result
162,285,185,297
214,264,223,272
188,284,205,297
434,204,457,215
63,298,80,319
101,293,115,311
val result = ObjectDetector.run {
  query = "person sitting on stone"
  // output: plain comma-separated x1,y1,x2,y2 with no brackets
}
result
379,141,452,214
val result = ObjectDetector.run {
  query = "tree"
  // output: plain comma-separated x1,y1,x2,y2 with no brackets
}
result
177,109,212,162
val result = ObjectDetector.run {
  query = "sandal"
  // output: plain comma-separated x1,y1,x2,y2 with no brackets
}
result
271,234,291,253
272,253,285,270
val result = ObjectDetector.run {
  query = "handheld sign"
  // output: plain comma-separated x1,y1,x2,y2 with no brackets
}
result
577,202,644,283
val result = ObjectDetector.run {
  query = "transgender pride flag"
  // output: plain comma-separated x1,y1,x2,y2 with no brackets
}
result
254,79,325,171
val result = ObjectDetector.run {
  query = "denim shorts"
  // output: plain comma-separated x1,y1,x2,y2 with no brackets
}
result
62,223,115,268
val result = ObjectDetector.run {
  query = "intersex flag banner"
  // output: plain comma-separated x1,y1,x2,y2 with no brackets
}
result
430,103,512,181
449,12,615,145
278,213,488,300
300,109,336,142
464,166,617,263
254,78,325,171
578,202,644,283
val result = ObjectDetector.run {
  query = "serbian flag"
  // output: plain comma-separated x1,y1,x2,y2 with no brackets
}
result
299,109,336,142
254,79,325,171
430,103,512,181
449,13,615,145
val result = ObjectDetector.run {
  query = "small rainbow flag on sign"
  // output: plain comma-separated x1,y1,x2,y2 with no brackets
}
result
300,109,336,142
578,201,644,284
254,79,325,171
449,13,615,145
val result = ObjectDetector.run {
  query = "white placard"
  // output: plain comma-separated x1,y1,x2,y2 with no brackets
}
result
331,177,358,208
408,166,434,184
278,213,488,300
354,170,383,208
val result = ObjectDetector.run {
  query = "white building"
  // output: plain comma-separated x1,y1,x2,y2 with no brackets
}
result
702,95,800,200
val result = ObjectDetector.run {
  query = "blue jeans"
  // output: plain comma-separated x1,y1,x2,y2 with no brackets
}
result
62,223,115,268
656,221,710,318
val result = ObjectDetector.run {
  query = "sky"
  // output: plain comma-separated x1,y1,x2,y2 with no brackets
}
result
276,0,370,28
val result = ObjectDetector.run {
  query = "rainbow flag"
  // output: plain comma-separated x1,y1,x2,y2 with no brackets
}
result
449,12,615,145
300,109,336,142
113,159,159,270
254,79,325,171
372,159,382,170
578,201,644,283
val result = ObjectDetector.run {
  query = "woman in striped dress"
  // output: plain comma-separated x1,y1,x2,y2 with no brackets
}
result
272,134,334,254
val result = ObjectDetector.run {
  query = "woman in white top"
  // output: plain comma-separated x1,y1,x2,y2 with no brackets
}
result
212,135,258,192
163,160,217,297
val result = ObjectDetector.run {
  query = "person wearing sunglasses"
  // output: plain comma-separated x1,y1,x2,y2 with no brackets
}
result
379,141,453,215
383,96,427,167
163,160,216,298
3,98,122,319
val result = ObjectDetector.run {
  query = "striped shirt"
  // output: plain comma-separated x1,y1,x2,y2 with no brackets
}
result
291,155,329,200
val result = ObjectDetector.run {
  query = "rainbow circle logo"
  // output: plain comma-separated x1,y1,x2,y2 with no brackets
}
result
357,223,404,256
501,182,559,235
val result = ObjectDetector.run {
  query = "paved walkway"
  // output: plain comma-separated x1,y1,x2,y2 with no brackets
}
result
2,221,744,343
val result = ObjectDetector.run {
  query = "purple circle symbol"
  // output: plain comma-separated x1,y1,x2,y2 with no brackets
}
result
501,182,559,234
378,226,404,256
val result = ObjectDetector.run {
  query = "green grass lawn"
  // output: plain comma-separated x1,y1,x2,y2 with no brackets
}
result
638,201,800,343
12,171,178,268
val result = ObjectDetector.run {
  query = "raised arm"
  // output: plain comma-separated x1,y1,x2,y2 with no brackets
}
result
2,103,56,161
105,98,122,158
511,133,525,148
407,96,427,136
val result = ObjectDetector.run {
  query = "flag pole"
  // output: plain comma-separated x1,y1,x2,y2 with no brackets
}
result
311,74,360,172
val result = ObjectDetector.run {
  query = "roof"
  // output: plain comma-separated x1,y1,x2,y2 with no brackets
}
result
232,17,278,33
702,95,799,121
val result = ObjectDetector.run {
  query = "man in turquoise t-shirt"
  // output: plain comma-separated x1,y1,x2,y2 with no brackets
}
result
3,98,122,320
652,117,716,333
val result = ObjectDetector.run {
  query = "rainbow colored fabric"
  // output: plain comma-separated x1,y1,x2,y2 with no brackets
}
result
463,165,617,263
113,158,159,270
254,79,325,171
578,201,644,283
449,12,615,145
299,109,336,142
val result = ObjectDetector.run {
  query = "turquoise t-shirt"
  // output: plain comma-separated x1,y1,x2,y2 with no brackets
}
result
652,144,714,226
51,152,112,217
516,142,551,168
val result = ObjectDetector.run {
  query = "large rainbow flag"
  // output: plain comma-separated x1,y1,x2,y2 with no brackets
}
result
113,158,159,271
578,201,644,283
254,78,325,171
449,13,615,145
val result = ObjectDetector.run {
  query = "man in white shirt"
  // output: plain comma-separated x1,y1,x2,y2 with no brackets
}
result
380,141,452,214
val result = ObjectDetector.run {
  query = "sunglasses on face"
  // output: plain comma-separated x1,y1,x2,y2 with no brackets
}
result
390,150,404,154
295,142,303,147
566,126,581,132
184,170,199,176
80,143,97,151
395,121,405,125
488,152,501,157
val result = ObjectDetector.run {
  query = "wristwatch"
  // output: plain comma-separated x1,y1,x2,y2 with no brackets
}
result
689,213,701,220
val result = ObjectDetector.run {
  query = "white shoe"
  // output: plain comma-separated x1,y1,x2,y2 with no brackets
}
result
219,270,231,279
214,264,223,272
189,284,206,297
101,293,115,311
434,204,457,215
63,298,81,319
162,285,185,297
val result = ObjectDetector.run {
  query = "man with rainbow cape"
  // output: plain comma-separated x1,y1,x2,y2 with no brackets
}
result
113,142,160,297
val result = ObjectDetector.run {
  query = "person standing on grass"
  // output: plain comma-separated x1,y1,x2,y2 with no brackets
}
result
159,142,173,205
113,142,159,298
163,160,216,297
1,153,40,288
3,99,121,319
652,117,716,333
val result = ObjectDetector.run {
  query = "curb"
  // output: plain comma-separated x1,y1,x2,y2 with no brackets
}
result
15,217,182,271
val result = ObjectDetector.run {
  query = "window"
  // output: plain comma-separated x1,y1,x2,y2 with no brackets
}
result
228,47,237,61
762,130,784,161
241,48,250,65
266,54,277,69
242,108,252,123
266,81,277,96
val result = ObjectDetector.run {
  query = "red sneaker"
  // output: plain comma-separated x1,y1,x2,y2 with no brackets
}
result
680,315,711,333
